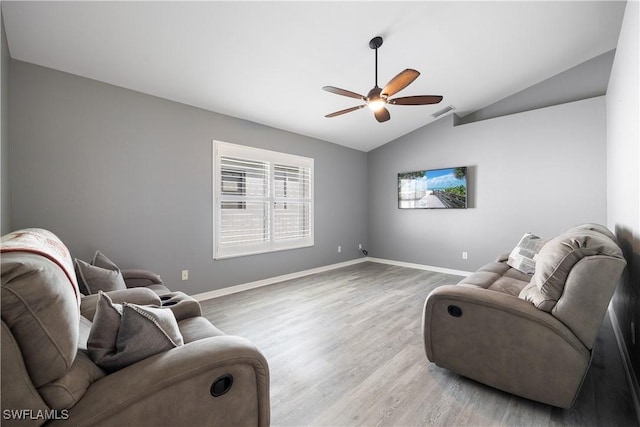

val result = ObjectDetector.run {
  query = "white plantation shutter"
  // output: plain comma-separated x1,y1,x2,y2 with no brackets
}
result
214,141,314,259
274,164,312,241
219,157,270,247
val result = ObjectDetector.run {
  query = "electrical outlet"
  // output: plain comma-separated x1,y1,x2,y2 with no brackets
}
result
358,243,362,250
181,270,189,281
338,245,342,253
462,251,468,260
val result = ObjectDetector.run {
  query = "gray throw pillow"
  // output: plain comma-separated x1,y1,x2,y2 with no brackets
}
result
507,233,546,274
91,250,119,271
87,291,123,365
87,292,183,372
75,258,127,294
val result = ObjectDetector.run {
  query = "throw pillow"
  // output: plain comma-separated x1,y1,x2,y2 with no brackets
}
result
87,292,183,372
506,232,546,274
91,250,120,271
75,258,127,294
75,250,126,295
87,291,123,366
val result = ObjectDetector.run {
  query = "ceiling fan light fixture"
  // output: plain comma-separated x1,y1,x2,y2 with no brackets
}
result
368,98,386,111
367,86,385,111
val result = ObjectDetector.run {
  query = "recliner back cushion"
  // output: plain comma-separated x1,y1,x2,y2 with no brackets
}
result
519,229,624,312
1,253,79,388
564,222,617,241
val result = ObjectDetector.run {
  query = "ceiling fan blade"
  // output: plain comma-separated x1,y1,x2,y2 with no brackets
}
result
322,86,366,100
388,95,443,105
381,69,420,98
374,107,390,123
325,105,366,118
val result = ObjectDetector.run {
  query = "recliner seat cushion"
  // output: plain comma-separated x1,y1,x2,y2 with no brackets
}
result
458,261,530,296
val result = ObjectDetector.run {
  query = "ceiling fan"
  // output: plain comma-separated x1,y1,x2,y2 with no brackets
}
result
323,36,443,123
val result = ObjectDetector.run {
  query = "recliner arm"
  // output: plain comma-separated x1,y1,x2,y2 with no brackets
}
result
80,288,161,321
423,284,590,408
121,269,163,288
50,336,270,427
423,285,586,357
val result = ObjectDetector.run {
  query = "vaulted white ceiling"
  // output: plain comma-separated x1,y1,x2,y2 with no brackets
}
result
2,1,626,152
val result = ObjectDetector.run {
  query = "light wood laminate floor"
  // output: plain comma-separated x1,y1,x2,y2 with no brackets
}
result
200,262,638,426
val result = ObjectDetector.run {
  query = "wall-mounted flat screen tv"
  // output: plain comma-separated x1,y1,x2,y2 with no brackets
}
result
398,166,467,209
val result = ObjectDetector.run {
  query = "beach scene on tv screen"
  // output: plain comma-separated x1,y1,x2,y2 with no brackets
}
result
398,167,467,209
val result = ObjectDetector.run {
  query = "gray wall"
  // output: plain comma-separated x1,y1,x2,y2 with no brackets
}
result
367,96,607,272
607,0,640,393
8,60,368,294
457,49,615,125
1,13,10,235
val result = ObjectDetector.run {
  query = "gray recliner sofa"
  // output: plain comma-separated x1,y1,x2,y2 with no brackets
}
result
422,223,627,408
1,228,270,426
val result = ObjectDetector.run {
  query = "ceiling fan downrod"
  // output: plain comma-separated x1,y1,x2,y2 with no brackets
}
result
369,36,383,88
367,36,385,111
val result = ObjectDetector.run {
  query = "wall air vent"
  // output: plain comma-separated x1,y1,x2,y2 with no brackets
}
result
433,105,455,118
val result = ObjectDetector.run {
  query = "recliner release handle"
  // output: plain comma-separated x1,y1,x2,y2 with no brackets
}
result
447,305,463,317
211,374,233,397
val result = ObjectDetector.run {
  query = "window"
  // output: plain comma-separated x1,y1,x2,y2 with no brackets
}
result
213,141,314,259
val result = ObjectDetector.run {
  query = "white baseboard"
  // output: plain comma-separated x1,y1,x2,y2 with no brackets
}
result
367,257,473,277
193,256,471,301
192,257,369,301
608,305,640,423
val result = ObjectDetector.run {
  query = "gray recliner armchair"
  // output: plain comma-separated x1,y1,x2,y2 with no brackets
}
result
1,228,270,426
422,224,627,408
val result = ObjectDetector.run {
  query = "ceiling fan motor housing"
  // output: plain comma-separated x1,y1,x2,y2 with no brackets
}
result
367,86,383,100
